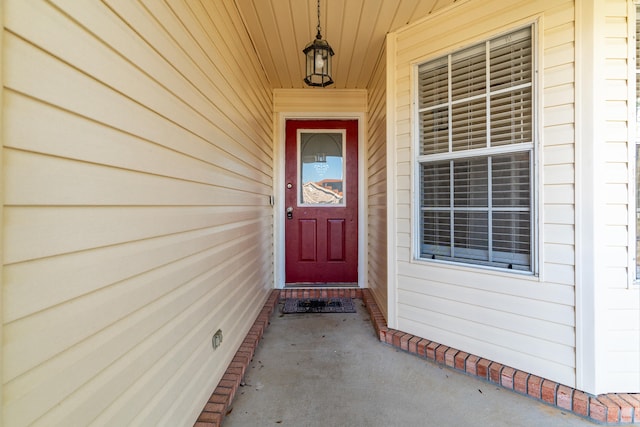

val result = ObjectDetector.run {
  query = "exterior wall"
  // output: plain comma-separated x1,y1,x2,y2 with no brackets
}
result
1,1,273,426
389,0,639,394
365,47,389,319
600,0,640,392
274,89,367,114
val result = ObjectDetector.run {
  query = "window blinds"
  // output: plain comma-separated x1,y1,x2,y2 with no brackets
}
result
418,26,534,271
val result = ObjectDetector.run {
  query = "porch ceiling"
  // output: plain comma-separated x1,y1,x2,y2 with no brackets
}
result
233,0,458,89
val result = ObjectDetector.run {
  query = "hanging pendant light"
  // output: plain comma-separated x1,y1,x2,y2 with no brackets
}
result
303,0,334,87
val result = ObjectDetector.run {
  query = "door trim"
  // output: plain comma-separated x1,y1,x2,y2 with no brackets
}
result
274,112,366,289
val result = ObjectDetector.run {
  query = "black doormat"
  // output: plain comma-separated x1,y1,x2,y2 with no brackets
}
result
282,297,356,314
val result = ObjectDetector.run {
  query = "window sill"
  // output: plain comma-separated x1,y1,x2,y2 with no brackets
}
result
412,256,540,282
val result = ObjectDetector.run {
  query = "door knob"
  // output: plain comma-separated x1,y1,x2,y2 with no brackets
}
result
286,206,293,220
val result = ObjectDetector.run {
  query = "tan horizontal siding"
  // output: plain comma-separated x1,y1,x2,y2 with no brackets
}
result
4,91,271,187
2,0,273,425
366,46,388,319
273,89,367,113
4,207,268,322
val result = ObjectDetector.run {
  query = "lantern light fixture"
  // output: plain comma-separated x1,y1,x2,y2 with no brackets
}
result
303,0,334,87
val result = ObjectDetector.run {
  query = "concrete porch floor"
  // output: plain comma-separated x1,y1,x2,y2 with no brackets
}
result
219,293,594,427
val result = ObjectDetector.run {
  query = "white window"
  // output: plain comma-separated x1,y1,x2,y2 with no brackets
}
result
416,26,535,272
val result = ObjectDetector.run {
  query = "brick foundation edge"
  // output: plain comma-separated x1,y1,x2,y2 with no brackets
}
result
195,288,640,426
359,289,640,425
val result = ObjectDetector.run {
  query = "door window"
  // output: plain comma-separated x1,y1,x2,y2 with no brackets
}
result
298,130,345,206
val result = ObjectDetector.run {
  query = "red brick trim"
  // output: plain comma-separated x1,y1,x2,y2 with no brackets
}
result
280,288,363,300
360,288,640,425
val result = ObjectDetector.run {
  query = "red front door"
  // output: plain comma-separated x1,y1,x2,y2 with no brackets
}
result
285,119,358,284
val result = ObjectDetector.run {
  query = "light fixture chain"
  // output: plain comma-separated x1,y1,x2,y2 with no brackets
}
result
316,0,321,39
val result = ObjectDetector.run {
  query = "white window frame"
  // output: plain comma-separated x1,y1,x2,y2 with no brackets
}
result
413,24,539,275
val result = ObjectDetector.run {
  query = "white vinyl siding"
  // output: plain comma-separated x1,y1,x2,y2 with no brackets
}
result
2,1,273,426
367,44,389,319
392,0,578,388
389,0,640,394
600,0,639,392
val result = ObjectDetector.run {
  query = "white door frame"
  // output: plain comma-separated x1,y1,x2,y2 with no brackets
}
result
274,112,366,289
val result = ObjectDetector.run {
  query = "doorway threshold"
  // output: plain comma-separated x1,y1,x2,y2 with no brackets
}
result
284,282,358,288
